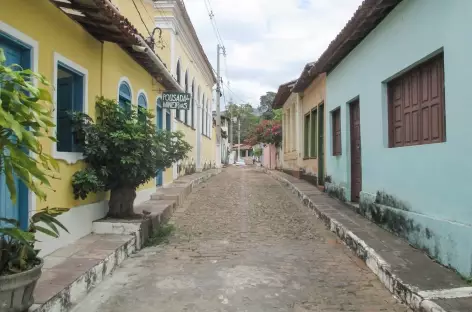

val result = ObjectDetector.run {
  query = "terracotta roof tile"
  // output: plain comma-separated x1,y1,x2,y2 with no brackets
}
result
292,0,403,92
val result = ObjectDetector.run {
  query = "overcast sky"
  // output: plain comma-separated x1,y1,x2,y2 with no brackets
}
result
184,0,363,109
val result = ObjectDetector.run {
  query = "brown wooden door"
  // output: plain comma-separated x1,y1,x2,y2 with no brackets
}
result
350,100,362,202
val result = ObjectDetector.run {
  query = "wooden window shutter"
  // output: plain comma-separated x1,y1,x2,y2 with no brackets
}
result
311,109,317,157
388,53,445,147
332,108,341,156
304,114,310,157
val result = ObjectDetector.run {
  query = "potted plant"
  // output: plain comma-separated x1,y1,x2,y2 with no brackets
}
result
0,208,69,311
0,48,69,311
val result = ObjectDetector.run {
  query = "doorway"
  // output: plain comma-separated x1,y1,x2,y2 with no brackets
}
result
156,98,164,186
349,99,362,202
0,33,31,229
317,103,324,185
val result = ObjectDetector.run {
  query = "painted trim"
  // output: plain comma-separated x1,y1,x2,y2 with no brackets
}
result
0,21,39,215
170,30,176,78
154,11,215,85
136,89,149,107
52,52,89,165
175,56,182,82
116,76,134,104
0,21,38,77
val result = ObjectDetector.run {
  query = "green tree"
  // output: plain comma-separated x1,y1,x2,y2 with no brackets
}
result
225,102,259,145
273,108,283,121
258,91,276,120
70,97,192,218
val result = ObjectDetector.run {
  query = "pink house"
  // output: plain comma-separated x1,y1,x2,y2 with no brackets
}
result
262,144,277,170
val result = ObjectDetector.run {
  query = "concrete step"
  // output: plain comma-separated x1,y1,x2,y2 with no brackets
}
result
30,234,135,312
93,199,176,249
150,188,189,206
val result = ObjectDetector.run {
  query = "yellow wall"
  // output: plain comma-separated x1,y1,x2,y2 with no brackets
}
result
0,0,166,210
1,0,104,210
1,0,216,215
283,94,299,170
202,127,217,168
300,73,326,175
101,42,164,190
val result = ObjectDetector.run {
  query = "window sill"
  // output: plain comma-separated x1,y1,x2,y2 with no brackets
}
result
53,151,85,165
332,153,342,157
176,119,194,130
302,157,318,160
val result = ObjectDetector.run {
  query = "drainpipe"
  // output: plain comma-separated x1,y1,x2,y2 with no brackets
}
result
103,0,183,93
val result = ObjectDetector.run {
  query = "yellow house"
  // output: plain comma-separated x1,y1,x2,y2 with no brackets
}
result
273,69,326,185
113,0,218,180
0,0,213,255
152,0,217,174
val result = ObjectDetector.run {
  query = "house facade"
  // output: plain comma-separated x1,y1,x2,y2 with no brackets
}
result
274,73,326,184
304,0,472,276
0,0,215,256
152,0,217,174
273,80,299,173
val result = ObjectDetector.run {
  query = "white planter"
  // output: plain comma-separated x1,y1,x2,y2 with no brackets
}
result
0,259,43,312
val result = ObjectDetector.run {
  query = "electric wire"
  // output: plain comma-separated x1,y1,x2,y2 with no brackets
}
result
131,0,152,37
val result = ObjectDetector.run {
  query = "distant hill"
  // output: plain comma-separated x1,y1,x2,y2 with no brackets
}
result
252,107,262,117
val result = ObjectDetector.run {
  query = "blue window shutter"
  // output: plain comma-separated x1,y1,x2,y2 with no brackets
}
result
57,76,74,152
119,82,132,112
138,94,147,122
57,64,85,153
157,98,163,130
166,110,171,131
72,75,84,152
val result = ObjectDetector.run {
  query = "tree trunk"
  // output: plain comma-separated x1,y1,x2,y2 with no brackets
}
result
108,186,137,218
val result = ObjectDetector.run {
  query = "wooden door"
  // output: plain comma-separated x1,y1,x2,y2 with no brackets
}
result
350,100,362,202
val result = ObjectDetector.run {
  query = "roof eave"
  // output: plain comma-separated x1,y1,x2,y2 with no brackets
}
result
49,0,182,92
293,0,403,92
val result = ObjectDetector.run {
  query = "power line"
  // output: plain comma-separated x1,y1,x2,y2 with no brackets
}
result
131,0,152,37
203,0,225,48
222,79,249,105
140,0,171,50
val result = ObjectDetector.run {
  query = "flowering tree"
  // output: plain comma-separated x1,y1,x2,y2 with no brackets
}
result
244,120,282,147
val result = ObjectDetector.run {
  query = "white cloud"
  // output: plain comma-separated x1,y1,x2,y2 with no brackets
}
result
184,0,363,108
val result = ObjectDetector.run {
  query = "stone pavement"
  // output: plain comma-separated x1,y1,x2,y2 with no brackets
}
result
266,169,472,312
71,167,410,312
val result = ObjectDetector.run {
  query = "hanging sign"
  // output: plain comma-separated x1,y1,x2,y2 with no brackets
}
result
162,92,191,110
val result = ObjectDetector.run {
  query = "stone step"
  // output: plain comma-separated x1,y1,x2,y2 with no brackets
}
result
30,234,135,312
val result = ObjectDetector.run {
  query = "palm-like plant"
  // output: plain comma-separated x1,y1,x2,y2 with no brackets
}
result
0,48,69,275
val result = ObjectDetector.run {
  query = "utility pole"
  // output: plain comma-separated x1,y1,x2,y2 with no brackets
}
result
215,44,222,168
238,118,241,161
229,112,233,161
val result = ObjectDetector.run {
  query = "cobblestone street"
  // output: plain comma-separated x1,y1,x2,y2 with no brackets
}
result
72,167,410,312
